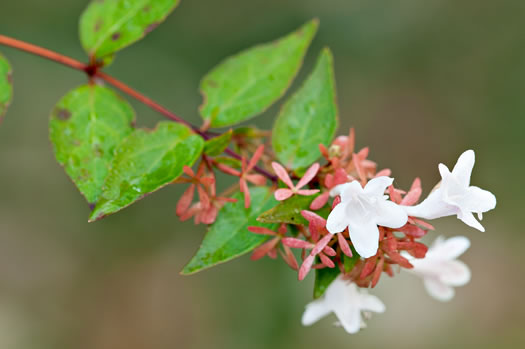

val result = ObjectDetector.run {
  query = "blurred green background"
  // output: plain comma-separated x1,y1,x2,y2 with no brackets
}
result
1,0,524,348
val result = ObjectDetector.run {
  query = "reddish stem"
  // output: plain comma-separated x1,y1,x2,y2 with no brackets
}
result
0,35,86,71
95,72,204,135
0,34,277,182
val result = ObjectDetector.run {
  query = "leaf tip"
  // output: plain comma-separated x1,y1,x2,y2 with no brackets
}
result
299,18,320,40
179,268,192,276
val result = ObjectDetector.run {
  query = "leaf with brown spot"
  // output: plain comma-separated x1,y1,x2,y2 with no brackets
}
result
80,0,180,58
50,85,135,204
89,122,204,222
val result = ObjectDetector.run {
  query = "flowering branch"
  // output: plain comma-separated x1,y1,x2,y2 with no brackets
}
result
0,8,498,337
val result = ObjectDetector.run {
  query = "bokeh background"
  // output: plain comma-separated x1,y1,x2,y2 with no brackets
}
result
1,0,524,348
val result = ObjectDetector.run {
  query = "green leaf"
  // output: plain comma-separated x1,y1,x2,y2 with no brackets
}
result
272,48,339,169
232,126,267,138
258,192,332,225
199,19,319,128
313,264,340,299
89,121,204,221
204,129,233,156
258,194,318,225
0,53,13,120
80,0,180,58
313,248,359,299
181,186,277,275
343,251,359,273
50,85,135,204
213,156,242,169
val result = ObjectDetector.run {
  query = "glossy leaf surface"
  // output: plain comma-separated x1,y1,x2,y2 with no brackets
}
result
80,0,180,58
90,122,203,221
182,187,277,274
50,85,135,204
199,20,318,127
272,48,338,169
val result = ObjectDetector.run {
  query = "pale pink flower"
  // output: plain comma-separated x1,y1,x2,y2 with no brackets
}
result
272,162,320,201
216,145,267,208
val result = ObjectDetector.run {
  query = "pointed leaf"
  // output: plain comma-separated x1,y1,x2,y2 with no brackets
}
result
204,129,233,156
50,85,135,204
199,19,319,128
258,194,331,225
313,263,340,299
0,53,13,120
80,0,180,58
272,48,338,169
89,122,204,221
258,194,317,225
213,156,242,169
181,186,277,275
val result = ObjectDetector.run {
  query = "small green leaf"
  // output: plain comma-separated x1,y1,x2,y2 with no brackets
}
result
199,19,319,128
313,264,340,299
204,129,233,156
213,156,242,169
232,126,267,138
258,195,318,225
258,193,331,225
272,48,339,169
50,85,135,204
80,0,180,58
89,122,204,221
182,186,277,275
343,250,359,273
0,53,13,120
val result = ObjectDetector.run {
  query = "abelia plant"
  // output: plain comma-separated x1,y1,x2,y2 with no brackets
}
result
0,0,496,335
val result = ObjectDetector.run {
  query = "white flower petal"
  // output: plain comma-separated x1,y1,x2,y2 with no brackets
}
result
304,278,385,334
359,294,386,313
460,186,497,214
423,277,455,302
324,279,362,333
348,220,380,258
404,188,459,220
339,181,363,202
406,236,471,302
301,299,332,326
458,210,485,232
325,277,348,307
336,304,362,334
439,260,471,287
363,176,393,196
408,150,496,232
408,258,446,277
330,182,351,197
451,150,475,187
375,200,408,228
438,163,452,180
326,203,349,234
429,236,470,260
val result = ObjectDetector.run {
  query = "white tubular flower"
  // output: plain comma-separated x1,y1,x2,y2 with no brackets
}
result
405,236,471,302
405,150,496,232
326,177,408,258
302,277,385,334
